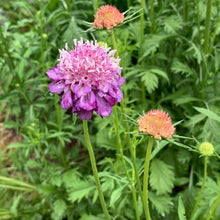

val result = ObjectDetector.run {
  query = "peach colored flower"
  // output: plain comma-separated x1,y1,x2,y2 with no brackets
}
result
94,5,124,30
138,110,175,140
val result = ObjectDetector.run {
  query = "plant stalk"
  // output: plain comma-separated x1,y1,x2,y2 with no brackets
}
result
110,29,140,218
206,193,220,220
140,0,146,105
83,120,111,220
204,0,212,54
196,0,201,44
190,157,207,220
55,94,67,169
143,136,154,220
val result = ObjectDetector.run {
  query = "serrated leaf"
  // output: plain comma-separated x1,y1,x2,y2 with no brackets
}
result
37,184,57,197
194,107,220,122
51,176,62,187
150,159,175,195
139,35,173,62
164,15,182,34
68,179,96,203
184,114,206,127
186,43,202,64
62,169,80,188
62,16,87,46
171,60,195,76
178,196,187,220
110,185,125,207
141,72,158,94
149,192,172,215
53,199,67,217
150,68,169,82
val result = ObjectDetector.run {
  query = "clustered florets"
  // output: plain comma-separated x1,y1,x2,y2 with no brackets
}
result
46,38,125,120
94,5,124,29
138,110,175,139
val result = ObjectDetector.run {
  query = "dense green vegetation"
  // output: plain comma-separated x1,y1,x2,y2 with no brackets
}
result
0,0,220,219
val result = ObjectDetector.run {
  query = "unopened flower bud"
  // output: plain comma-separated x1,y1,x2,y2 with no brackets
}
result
199,142,214,156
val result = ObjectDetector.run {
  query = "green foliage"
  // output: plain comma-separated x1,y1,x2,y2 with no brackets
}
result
0,0,220,219
150,159,175,195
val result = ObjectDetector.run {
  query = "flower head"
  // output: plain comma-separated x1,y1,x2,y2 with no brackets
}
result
138,110,175,140
199,142,214,156
94,5,124,29
46,38,125,120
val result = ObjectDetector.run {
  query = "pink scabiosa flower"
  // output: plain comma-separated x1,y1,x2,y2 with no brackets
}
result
138,110,175,140
94,5,124,30
46,38,125,120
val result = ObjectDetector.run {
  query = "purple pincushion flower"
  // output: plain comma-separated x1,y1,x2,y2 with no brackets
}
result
46,38,125,120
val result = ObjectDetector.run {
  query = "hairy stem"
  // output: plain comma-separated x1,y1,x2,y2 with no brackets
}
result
83,120,111,220
143,136,154,220
140,0,146,105
190,157,207,220
204,0,212,54
196,0,201,44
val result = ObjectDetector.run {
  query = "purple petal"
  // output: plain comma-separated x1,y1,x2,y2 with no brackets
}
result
61,89,72,109
77,110,93,120
48,81,65,94
118,77,125,86
72,84,91,98
115,88,123,102
79,92,96,111
104,94,116,106
96,96,112,117
46,67,63,81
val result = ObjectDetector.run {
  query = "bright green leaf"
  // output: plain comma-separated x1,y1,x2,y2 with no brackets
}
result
150,159,175,195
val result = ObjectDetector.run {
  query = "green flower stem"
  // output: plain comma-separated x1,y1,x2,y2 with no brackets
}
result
140,0,146,105
113,106,130,178
201,0,212,96
206,193,220,220
143,136,154,220
204,0,212,54
196,0,201,44
55,94,67,169
132,143,141,220
82,120,111,220
110,30,118,57
110,30,128,176
131,178,140,220
208,19,220,54
129,138,143,203
110,30,140,218
127,0,131,7
190,157,207,220
92,0,99,13
150,0,155,33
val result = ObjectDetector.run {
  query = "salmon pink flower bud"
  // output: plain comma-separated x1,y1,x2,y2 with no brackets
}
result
138,110,175,140
46,38,125,120
94,5,124,30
